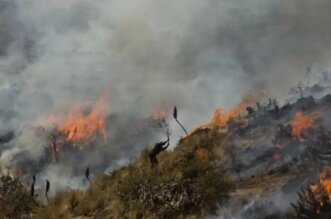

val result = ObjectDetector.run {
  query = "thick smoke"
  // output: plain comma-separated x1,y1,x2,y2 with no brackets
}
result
0,0,331,192
2,0,331,125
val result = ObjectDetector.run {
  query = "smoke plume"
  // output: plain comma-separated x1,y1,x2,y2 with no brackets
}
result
0,0,331,192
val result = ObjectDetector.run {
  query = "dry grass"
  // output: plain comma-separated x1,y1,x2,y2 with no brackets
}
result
2,127,234,219
0,176,40,219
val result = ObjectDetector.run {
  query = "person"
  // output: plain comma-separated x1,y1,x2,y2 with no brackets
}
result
149,137,170,167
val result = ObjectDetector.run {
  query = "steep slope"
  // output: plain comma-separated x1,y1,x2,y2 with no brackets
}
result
32,128,234,219
2,94,331,218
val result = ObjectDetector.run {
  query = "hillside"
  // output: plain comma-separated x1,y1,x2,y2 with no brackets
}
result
32,127,234,219
2,94,331,218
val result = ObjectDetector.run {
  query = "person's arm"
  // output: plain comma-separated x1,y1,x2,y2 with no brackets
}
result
162,141,170,150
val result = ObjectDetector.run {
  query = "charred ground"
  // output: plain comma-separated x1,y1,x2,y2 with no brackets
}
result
2,93,331,218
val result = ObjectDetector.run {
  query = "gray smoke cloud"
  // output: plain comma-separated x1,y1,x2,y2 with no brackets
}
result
0,0,331,193
1,0,330,124
0,0,329,125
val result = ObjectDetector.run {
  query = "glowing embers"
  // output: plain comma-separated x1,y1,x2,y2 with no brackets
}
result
291,112,314,142
309,167,331,214
311,167,331,201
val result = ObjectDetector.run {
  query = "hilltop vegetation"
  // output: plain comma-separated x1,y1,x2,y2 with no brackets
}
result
1,127,234,219
35,128,234,219
0,175,39,218
4,94,331,218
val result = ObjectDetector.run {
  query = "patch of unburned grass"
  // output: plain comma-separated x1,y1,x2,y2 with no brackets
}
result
33,127,234,219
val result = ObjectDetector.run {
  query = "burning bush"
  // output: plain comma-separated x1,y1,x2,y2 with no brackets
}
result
291,112,314,142
46,92,108,148
192,92,259,132
30,92,110,166
285,167,331,219
289,185,331,219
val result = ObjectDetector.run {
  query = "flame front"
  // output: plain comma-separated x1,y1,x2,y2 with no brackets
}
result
291,112,313,142
316,167,331,200
196,92,259,131
209,108,238,129
310,167,331,213
48,92,108,145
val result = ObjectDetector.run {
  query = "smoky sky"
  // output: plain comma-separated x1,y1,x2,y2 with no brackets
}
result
0,0,331,194
0,0,330,134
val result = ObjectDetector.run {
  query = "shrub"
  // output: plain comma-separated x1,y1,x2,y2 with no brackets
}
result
0,175,39,219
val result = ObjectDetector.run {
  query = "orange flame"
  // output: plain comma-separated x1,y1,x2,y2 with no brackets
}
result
48,92,108,146
291,112,313,142
317,167,331,200
195,92,259,131
209,108,238,129
310,167,331,212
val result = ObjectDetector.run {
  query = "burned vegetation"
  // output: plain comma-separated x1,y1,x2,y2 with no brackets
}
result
4,89,331,218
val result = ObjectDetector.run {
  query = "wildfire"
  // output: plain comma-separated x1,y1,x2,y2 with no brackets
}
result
195,92,259,131
291,112,313,142
312,167,331,200
310,167,331,213
207,108,237,129
47,92,108,146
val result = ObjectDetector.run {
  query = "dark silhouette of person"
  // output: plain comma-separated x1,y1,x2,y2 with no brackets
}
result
30,175,36,197
149,138,169,167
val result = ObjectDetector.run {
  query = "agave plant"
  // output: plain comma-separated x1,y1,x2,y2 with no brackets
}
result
290,184,331,219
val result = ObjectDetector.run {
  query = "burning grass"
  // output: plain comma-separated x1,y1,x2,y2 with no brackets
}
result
46,92,108,148
190,92,259,132
4,92,331,218
312,167,331,200
304,166,331,217
291,112,314,142
290,183,331,219
32,92,110,164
